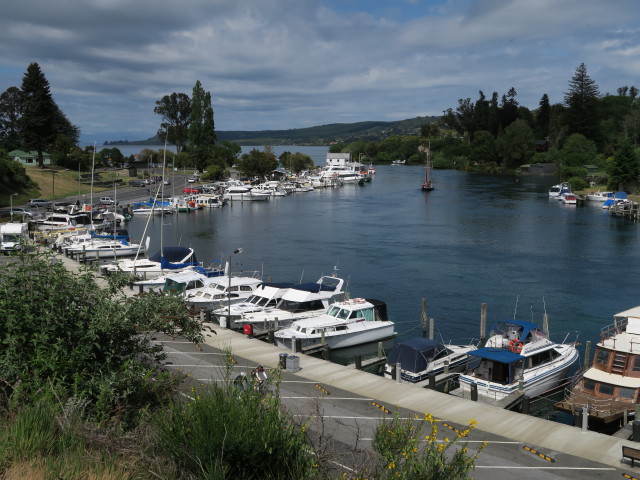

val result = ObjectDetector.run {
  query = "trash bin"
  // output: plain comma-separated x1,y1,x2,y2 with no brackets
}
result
219,316,227,328
279,352,288,369
286,355,300,372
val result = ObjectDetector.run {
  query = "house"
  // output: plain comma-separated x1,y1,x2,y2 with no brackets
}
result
8,150,52,166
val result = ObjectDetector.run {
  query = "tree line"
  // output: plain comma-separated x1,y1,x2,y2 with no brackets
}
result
332,63,640,190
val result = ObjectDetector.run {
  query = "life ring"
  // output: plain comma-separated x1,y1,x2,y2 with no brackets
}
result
509,339,523,354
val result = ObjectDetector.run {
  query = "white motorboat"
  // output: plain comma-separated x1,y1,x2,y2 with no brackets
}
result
274,298,395,351
185,275,264,311
132,201,174,215
586,191,614,202
391,159,406,165
236,274,346,330
210,281,295,328
318,152,362,184
561,192,577,205
555,306,640,428
131,264,225,293
223,181,270,202
382,338,478,387
453,319,578,404
65,238,145,259
100,246,199,280
548,182,570,198
33,212,93,232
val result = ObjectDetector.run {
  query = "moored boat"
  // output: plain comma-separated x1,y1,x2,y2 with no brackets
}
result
274,298,395,350
452,319,579,404
555,306,640,428
383,337,478,386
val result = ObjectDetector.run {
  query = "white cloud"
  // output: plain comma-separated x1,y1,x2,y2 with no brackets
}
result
0,0,639,141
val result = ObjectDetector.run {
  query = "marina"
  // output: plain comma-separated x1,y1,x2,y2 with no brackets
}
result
24,156,640,427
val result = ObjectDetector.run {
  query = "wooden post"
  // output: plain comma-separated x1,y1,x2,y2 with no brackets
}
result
378,341,383,359
543,313,549,337
584,341,591,368
429,317,434,340
428,375,436,390
471,383,478,402
522,395,530,414
421,298,427,338
355,355,362,370
480,303,487,346
322,346,330,360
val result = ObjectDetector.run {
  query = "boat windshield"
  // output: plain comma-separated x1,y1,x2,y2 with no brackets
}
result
278,299,324,313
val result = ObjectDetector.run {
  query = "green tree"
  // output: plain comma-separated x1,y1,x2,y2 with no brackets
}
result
564,63,601,142
496,119,534,169
535,94,551,139
469,130,497,165
561,133,597,167
188,80,216,172
0,86,22,151
607,140,639,190
154,92,191,154
19,63,58,168
238,148,278,179
0,254,202,426
98,147,125,168
213,140,241,168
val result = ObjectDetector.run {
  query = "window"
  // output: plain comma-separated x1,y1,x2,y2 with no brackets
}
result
240,285,253,292
632,356,640,372
583,379,596,391
595,349,610,366
598,383,614,396
619,387,636,400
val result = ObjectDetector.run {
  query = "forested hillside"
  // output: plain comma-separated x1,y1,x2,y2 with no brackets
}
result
103,116,439,146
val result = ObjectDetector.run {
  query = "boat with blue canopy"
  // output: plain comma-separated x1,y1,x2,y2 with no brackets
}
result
453,319,578,404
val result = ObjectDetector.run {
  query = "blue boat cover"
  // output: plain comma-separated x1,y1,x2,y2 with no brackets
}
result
468,347,524,363
192,265,225,277
387,338,447,373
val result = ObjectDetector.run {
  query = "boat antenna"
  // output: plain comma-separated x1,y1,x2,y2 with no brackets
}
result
513,294,519,319
299,270,304,284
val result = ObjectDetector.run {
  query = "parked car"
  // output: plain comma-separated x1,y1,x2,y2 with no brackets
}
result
129,180,145,187
100,197,115,205
0,207,34,218
163,179,171,185
28,199,50,208
183,187,201,194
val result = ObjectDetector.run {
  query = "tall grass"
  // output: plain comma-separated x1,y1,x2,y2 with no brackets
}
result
154,382,315,480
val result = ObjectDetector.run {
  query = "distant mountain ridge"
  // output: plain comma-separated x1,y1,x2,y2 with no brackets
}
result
103,116,438,146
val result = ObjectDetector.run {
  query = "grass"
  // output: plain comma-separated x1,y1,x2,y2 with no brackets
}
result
1,167,131,207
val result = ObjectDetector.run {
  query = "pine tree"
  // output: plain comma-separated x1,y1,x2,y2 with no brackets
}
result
19,63,57,168
535,94,551,139
564,63,600,142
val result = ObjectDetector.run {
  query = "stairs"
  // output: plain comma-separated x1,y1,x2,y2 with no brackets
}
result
611,352,627,374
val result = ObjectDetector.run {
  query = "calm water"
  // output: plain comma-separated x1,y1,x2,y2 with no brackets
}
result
124,162,640,365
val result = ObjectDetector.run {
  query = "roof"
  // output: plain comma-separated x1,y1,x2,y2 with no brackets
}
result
8,149,51,157
469,347,525,363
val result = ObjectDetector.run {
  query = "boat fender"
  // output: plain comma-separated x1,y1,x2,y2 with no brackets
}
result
508,339,523,354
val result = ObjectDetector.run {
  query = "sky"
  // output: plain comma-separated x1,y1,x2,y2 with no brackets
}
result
1,0,639,144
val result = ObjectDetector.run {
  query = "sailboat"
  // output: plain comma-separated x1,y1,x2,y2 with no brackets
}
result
421,142,434,191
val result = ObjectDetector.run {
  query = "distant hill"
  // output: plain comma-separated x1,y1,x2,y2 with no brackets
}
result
103,116,439,146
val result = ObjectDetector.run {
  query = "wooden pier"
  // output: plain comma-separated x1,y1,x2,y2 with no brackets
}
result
607,201,640,219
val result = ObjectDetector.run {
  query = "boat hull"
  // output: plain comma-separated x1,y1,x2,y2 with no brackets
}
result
275,322,395,351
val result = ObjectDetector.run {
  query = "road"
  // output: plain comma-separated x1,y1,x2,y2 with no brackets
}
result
157,332,632,480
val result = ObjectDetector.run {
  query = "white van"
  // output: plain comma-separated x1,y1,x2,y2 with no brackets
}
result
100,197,115,205
0,223,28,252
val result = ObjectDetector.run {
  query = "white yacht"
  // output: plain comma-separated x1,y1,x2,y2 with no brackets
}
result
65,238,145,259
223,181,270,202
274,298,395,350
453,319,578,404
210,281,295,328
185,275,263,311
237,274,345,330
318,152,362,184
131,264,225,293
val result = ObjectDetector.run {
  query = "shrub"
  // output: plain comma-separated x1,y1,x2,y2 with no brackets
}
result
369,412,484,480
